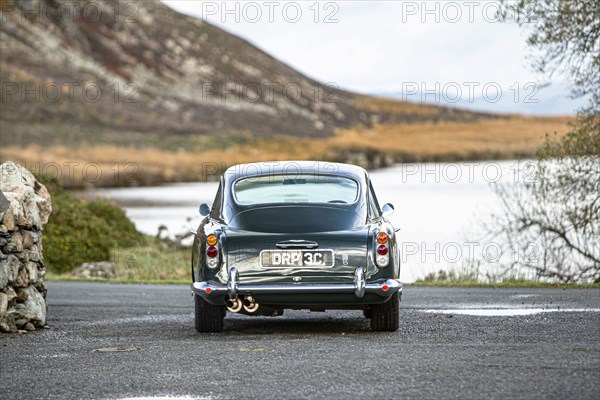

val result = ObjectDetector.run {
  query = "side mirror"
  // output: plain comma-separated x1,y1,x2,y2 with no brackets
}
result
382,203,395,216
199,203,211,216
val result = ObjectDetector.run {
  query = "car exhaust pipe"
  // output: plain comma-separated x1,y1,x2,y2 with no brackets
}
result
243,296,259,313
226,297,243,313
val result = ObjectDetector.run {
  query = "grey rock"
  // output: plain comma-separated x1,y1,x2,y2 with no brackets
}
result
0,313,17,333
74,262,116,279
3,231,23,253
5,287,16,307
27,246,40,262
13,304,28,327
34,281,48,299
0,254,20,287
13,266,29,288
16,289,28,302
24,322,35,331
0,162,52,229
0,189,8,215
37,265,46,282
26,262,38,283
16,251,30,263
13,302,26,314
0,291,7,321
1,201,16,231
13,286,46,327
21,230,35,249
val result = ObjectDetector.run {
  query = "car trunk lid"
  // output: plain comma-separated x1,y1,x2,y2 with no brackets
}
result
224,228,370,284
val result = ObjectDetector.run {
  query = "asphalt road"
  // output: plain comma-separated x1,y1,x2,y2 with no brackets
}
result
1,283,599,400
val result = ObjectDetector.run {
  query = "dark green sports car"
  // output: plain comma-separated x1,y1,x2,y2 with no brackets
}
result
192,161,401,332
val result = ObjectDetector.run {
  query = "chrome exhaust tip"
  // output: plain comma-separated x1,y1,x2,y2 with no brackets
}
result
226,297,243,313
243,296,259,313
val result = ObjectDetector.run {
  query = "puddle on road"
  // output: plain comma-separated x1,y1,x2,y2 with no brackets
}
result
423,308,600,316
92,346,141,353
116,397,210,400
510,294,537,299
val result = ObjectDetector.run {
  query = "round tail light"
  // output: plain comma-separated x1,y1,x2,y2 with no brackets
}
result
207,246,218,258
377,232,388,244
377,244,388,255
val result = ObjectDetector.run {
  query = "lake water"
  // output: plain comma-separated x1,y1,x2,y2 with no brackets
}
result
87,160,532,282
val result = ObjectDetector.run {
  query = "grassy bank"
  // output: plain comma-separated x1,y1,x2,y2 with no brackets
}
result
2,116,571,188
45,274,189,285
45,237,191,283
110,238,190,281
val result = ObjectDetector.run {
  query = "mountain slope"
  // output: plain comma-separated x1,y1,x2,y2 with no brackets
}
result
0,0,484,149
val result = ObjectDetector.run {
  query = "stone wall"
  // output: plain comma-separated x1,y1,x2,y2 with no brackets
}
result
0,162,52,333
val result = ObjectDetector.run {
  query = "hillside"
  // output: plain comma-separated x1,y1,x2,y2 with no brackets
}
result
0,0,481,145
0,0,570,187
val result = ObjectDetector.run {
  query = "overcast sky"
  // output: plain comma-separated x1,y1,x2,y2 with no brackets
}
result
162,1,582,115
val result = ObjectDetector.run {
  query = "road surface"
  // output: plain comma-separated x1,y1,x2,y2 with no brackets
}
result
1,282,599,399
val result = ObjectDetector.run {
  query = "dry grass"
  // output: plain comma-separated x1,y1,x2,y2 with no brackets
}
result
1,115,572,188
0,141,332,187
354,94,455,117
112,241,190,281
330,115,572,157
46,240,191,283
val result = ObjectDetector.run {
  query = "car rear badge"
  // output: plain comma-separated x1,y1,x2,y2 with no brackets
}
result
342,254,349,265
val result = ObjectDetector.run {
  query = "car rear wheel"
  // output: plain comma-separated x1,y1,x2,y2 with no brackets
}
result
370,293,399,332
194,294,225,333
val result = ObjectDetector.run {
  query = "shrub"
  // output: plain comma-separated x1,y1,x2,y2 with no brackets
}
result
37,174,145,273
85,199,143,247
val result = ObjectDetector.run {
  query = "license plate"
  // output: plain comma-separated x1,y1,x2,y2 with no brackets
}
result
260,249,334,268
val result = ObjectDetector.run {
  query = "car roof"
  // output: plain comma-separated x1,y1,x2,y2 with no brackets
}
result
222,161,368,183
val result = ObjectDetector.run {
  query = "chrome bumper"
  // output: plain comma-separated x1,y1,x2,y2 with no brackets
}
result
192,267,402,303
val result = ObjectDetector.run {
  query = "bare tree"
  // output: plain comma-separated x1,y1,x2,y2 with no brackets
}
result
488,1,600,282
499,0,600,108
489,148,599,282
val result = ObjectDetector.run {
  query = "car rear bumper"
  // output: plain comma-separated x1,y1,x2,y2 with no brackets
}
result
192,266,402,305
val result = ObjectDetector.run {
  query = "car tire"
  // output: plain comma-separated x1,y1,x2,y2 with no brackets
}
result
194,294,225,333
370,293,399,332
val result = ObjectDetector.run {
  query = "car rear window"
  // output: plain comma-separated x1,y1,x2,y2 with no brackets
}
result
234,174,359,205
